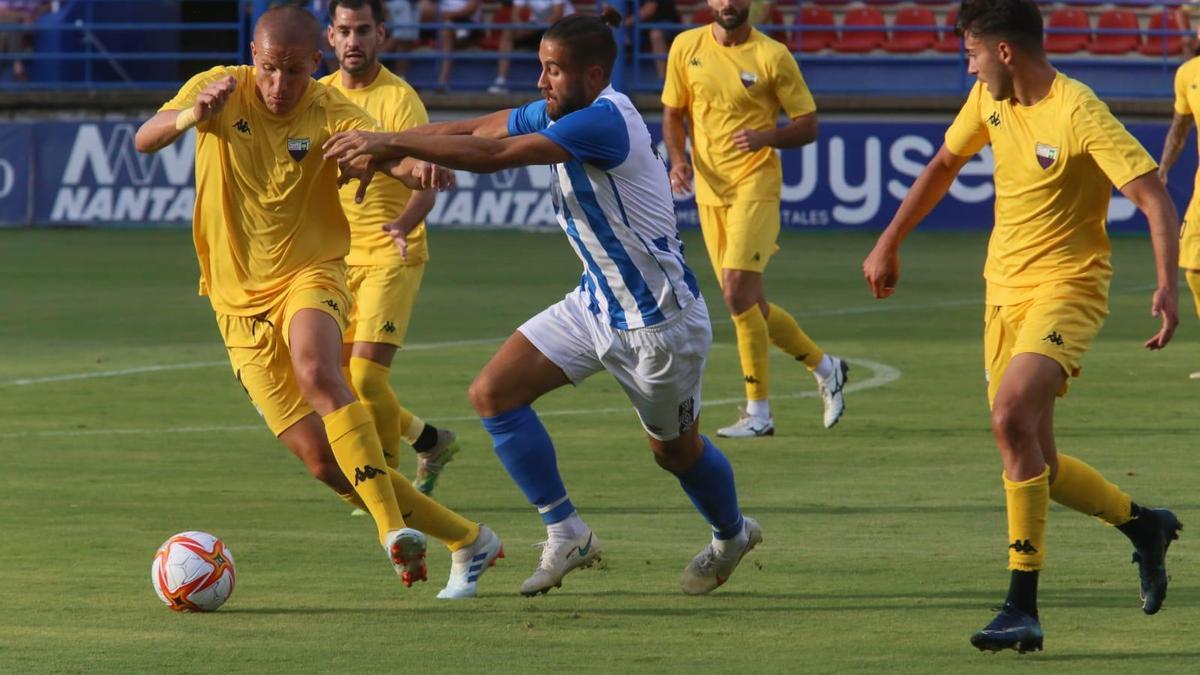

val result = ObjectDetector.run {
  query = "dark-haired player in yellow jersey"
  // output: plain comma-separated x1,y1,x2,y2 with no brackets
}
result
663,0,847,438
863,0,1182,654
321,0,459,499
134,4,501,599
1157,44,1200,379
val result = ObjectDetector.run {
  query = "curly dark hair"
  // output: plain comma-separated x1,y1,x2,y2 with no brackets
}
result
954,0,1044,51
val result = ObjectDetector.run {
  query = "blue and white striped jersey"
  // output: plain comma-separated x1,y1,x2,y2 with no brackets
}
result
508,87,700,330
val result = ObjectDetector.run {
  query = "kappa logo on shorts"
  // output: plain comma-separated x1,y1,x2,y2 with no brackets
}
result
382,321,396,334
287,137,310,161
678,397,695,433
1043,331,1065,347
752,252,761,262
322,299,341,313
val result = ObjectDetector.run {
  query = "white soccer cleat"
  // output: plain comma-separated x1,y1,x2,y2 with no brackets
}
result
413,428,461,495
680,516,763,595
520,530,602,596
437,525,504,599
1190,371,1200,380
817,356,849,429
384,528,428,588
716,408,775,438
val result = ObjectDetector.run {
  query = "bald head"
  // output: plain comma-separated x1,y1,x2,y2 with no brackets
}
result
253,5,321,51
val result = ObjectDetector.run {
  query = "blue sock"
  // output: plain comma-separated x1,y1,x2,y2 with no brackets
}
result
673,436,744,540
481,406,574,525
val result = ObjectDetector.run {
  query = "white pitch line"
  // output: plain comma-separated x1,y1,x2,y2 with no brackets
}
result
0,357,899,439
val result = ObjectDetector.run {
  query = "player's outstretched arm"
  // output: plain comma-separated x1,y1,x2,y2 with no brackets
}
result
863,144,971,299
325,130,570,174
135,75,236,154
662,105,693,196
1158,114,1194,187
1120,171,1181,350
408,109,514,140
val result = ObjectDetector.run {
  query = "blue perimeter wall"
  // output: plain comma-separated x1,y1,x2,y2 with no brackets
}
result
1,117,1195,233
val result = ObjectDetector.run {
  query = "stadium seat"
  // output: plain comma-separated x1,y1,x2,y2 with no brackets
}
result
812,0,853,5
865,0,902,5
1088,10,1141,56
793,6,837,53
933,8,961,53
1043,8,1090,54
1140,10,1189,57
692,7,713,25
831,7,886,53
479,5,520,51
763,6,787,44
887,7,936,53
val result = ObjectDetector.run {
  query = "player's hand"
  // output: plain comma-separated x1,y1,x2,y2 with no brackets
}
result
323,130,392,163
732,128,770,152
336,154,377,203
411,161,456,191
668,162,693,197
193,75,236,124
382,220,413,260
1144,286,1179,350
862,241,900,299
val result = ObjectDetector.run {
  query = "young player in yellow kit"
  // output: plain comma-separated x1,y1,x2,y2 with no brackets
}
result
1157,48,1200,378
662,0,847,437
321,0,459,498
863,0,1182,654
133,5,501,599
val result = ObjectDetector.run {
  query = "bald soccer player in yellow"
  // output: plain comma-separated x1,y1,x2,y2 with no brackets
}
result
133,4,501,599
863,0,1182,653
321,0,459,499
1157,44,1200,379
662,0,848,438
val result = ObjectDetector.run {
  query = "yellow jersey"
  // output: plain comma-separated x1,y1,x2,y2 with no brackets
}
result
945,73,1156,305
319,67,430,267
662,26,816,206
1172,56,1200,228
160,65,377,316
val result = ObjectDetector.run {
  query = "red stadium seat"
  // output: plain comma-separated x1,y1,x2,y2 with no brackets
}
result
479,5,522,51
1043,9,1090,54
1088,10,1141,55
866,0,902,4
763,6,787,44
1140,10,1189,57
792,6,837,53
934,8,961,53
831,7,886,53
812,0,853,5
692,7,713,25
887,7,936,53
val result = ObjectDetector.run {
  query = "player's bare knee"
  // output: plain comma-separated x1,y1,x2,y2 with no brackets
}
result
468,374,505,417
990,402,1037,447
294,360,344,402
649,435,703,474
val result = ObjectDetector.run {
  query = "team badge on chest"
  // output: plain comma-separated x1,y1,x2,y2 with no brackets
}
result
1034,142,1058,170
287,137,310,162
739,71,758,88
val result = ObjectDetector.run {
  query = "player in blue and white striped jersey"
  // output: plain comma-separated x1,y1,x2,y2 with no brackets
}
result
324,7,760,597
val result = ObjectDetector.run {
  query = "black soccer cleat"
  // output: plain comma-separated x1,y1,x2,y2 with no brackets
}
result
1131,508,1183,615
970,603,1044,654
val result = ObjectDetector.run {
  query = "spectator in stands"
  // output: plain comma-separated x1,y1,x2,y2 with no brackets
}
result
487,0,574,94
383,0,418,77
0,1,48,82
422,0,483,92
625,0,681,81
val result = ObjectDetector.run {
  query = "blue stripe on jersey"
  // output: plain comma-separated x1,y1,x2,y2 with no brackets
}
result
559,192,629,328
652,235,702,300
563,161,666,327
606,174,688,312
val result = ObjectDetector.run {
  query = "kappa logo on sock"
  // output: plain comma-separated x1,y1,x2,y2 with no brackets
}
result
1008,539,1039,554
743,375,760,385
353,465,386,485
382,320,396,334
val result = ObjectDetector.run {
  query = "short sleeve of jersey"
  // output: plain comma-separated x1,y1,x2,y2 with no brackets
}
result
661,35,690,109
391,87,430,133
508,99,550,136
773,50,816,119
159,65,236,114
539,99,630,170
1174,62,1192,116
324,87,379,134
1073,95,1158,189
945,81,990,157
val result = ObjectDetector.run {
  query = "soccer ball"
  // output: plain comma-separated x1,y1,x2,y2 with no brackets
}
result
151,531,236,612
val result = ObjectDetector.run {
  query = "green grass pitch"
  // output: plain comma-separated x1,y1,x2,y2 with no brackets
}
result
0,229,1197,673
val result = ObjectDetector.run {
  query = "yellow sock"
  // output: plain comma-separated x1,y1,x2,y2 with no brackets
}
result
338,490,367,511
765,303,825,369
387,468,479,551
732,305,770,402
349,357,409,470
323,401,406,544
1186,270,1200,319
1003,466,1050,571
1050,453,1132,526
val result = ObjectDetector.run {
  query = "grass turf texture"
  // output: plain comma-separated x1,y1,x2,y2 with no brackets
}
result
1,229,1197,673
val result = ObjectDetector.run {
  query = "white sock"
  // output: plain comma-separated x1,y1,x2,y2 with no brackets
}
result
712,521,749,557
812,354,835,381
745,399,771,419
547,512,587,542
493,76,506,85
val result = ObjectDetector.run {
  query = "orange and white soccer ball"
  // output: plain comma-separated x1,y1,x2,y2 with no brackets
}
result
151,531,236,612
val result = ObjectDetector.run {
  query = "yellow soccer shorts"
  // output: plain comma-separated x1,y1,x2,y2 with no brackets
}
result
344,262,425,347
983,283,1108,407
216,267,351,436
697,200,782,278
1180,217,1200,270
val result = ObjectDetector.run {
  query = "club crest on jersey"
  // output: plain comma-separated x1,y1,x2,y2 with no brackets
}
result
287,137,310,161
1035,142,1058,170
739,71,758,88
